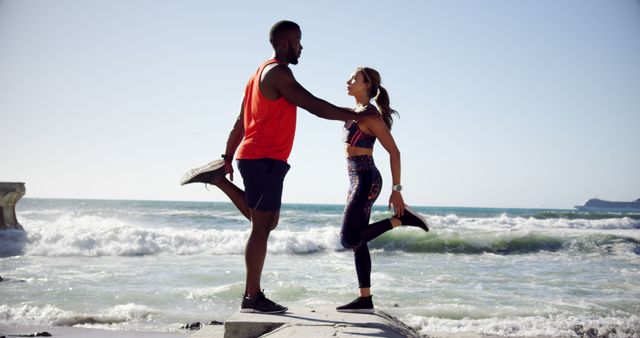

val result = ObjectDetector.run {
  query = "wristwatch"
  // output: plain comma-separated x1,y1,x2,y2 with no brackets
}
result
392,184,403,192
221,154,232,162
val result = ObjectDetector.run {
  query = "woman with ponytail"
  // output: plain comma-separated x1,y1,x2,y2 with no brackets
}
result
337,67,429,313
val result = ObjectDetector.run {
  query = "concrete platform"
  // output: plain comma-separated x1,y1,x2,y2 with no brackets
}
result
191,305,422,338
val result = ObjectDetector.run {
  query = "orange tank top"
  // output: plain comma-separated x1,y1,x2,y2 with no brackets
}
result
236,59,297,162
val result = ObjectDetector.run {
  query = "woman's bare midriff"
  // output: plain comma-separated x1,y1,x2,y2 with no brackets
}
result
345,145,373,158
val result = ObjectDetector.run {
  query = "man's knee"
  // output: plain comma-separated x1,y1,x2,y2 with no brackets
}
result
268,222,277,232
250,210,279,234
268,213,279,231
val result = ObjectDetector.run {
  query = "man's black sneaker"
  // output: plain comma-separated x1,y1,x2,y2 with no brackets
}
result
399,206,429,232
180,159,225,186
336,295,375,314
240,291,288,314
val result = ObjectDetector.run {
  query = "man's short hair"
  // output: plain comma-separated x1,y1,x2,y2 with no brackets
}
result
269,20,300,48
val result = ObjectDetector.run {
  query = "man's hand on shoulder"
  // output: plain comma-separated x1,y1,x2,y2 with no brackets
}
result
355,106,381,123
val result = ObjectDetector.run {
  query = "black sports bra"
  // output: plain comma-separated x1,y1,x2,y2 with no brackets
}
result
343,121,376,149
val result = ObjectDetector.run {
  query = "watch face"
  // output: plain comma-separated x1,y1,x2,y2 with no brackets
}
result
394,184,403,191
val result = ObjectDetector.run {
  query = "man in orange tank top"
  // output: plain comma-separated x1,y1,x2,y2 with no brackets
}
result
203,21,372,314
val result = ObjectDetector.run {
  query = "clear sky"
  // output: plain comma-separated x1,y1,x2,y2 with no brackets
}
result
1,0,639,209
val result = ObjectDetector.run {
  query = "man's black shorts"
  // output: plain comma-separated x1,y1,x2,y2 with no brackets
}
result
237,158,290,212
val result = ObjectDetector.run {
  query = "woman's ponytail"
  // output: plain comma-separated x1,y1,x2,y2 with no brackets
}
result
360,67,398,130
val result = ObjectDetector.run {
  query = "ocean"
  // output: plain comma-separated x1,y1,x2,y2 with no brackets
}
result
1,198,639,337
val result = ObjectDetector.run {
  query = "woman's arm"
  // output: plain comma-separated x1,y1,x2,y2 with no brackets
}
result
365,116,405,216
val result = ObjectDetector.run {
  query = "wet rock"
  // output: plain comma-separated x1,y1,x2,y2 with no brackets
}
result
0,276,26,284
599,327,616,337
181,322,201,330
574,325,595,338
573,324,621,338
209,320,223,325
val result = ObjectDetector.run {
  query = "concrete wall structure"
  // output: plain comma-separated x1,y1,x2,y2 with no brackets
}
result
0,182,25,230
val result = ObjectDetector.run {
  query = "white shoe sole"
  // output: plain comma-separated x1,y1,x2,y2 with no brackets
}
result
180,159,225,185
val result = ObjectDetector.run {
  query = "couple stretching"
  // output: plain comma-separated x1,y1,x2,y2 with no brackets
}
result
181,20,429,314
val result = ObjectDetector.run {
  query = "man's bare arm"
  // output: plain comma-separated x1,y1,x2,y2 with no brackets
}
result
220,99,246,181
224,99,246,159
270,65,359,121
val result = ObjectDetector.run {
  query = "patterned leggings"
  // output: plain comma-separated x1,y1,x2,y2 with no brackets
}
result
340,156,393,288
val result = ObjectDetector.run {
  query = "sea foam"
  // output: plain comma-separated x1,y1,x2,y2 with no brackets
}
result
405,313,640,338
0,303,157,326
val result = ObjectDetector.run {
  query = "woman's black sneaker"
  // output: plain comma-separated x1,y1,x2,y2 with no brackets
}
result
399,206,429,232
336,295,375,314
240,291,288,314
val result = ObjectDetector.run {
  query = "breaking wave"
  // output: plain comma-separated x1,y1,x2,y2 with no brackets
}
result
4,211,638,256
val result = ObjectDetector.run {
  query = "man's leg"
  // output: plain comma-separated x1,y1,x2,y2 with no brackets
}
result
244,209,279,297
213,176,251,220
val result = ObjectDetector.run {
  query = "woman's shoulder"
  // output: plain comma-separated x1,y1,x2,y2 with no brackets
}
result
364,105,380,114
362,106,383,124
